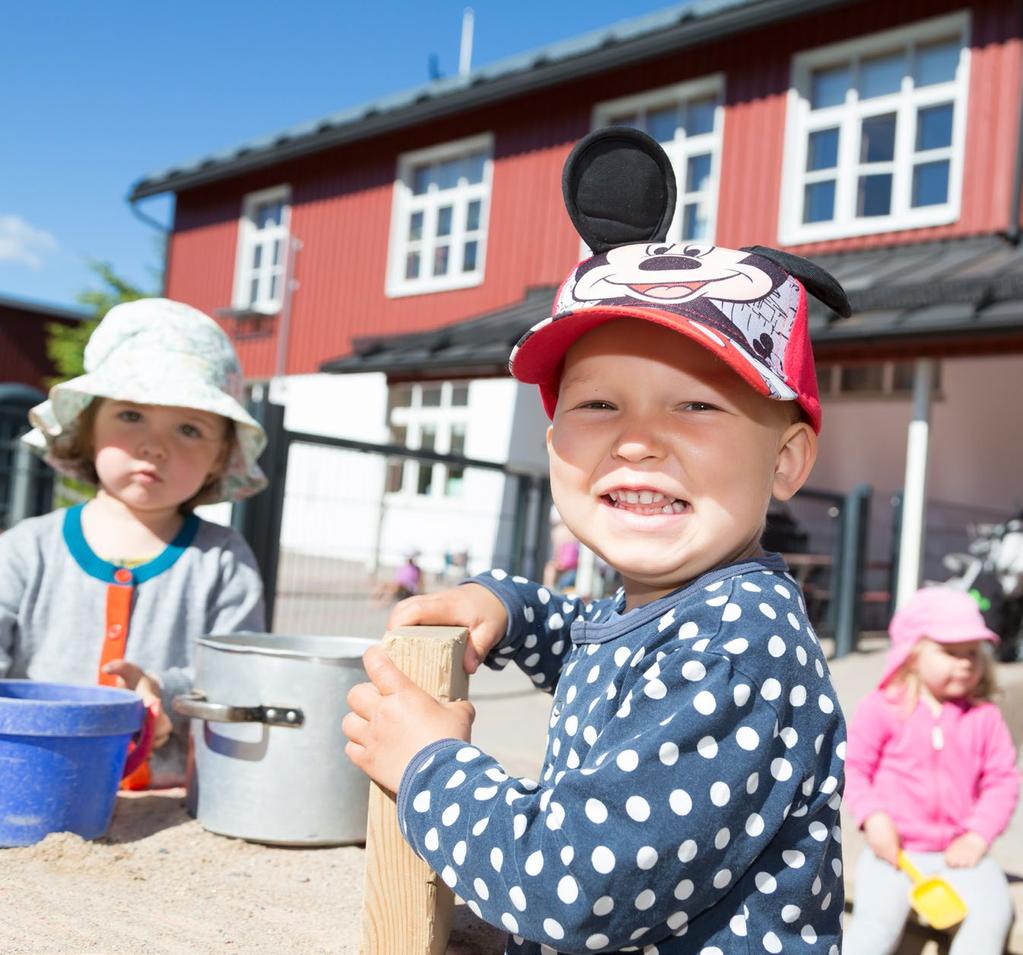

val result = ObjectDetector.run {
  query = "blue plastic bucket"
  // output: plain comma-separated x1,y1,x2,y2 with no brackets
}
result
0,680,144,846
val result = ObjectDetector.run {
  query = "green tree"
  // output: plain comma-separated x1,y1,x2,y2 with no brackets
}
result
45,260,154,386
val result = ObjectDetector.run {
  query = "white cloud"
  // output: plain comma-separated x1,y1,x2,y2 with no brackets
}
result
0,215,59,269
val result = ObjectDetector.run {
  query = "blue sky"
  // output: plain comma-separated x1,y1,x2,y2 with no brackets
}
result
0,0,680,311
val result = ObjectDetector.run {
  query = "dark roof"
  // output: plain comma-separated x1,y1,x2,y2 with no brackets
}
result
130,0,851,200
322,235,1023,377
0,293,90,323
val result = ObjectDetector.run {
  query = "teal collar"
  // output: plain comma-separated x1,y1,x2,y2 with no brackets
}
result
63,503,200,585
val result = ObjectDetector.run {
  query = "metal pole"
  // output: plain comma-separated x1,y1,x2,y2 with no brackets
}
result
895,359,935,607
8,439,33,527
834,483,871,658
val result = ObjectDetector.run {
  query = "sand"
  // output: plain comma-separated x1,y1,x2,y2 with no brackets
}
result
0,788,505,955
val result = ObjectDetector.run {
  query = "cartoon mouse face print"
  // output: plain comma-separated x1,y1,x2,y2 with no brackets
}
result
573,243,777,307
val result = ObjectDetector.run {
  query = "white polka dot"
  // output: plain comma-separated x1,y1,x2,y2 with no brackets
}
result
816,658,825,678
767,635,785,656
455,746,481,763
801,925,818,944
509,886,527,911
783,849,805,868
413,791,431,812
677,839,697,862
746,772,759,794
644,679,667,700
669,789,692,815
771,758,793,781
659,741,679,766
472,817,489,836
424,828,439,851
755,871,777,893
548,613,564,630
546,802,565,831
706,594,728,607
591,846,616,874
781,904,800,923
585,798,608,824
681,660,706,681
710,782,730,806
722,603,741,622
536,587,550,603
795,645,808,666
557,875,579,904
442,866,457,887
472,785,497,801
789,685,807,706
523,607,535,622
693,690,717,715
818,694,835,714
745,812,765,836
697,736,718,759
832,856,843,877
674,879,694,900
763,930,782,953
706,580,725,592
627,796,651,822
774,583,791,599
487,846,502,870
637,845,658,869
474,877,490,899
635,888,656,910
543,918,564,940
616,749,639,772
445,769,466,790
729,914,748,936
760,603,778,621
733,683,751,706
736,726,759,750
780,727,798,748
501,912,519,933
713,869,731,889
441,804,460,826
821,775,839,794
586,665,601,684
667,911,688,931
561,846,574,865
809,821,829,842
524,850,544,876
723,638,748,654
586,936,610,951
451,841,467,866
658,608,676,631
513,814,527,838
836,740,847,761
613,646,630,666
491,569,507,580
678,621,699,640
714,827,730,849
692,638,710,651
761,678,781,701
787,612,801,630
593,896,614,916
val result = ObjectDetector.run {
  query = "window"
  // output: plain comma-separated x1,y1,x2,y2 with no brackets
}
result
593,77,724,244
780,13,969,244
387,135,493,297
818,360,942,399
233,185,291,313
384,381,471,498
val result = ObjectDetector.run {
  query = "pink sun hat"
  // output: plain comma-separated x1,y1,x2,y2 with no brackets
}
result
879,586,999,687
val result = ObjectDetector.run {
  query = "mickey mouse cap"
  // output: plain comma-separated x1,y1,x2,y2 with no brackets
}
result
509,127,851,433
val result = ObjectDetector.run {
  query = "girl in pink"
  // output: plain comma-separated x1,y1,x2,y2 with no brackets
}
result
844,586,1019,954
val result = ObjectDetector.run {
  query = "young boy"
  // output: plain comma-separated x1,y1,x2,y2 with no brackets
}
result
344,131,848,954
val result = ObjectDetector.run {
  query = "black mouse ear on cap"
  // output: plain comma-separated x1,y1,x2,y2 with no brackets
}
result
563,127,677,255
741,245,852,318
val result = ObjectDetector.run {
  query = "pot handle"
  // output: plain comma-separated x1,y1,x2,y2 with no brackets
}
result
172,691,304,728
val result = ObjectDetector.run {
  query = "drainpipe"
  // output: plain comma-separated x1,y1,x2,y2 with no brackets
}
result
895,358,935,607
1008,4,1023,244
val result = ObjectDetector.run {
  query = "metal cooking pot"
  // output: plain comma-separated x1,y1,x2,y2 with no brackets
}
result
174,632,374,846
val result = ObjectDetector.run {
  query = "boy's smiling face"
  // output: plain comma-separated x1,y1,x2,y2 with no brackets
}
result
547,319,816,609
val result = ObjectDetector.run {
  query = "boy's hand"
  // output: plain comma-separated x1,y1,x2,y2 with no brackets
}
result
944,831,988,868
102,660,174,749
388,583,508,675
343,644,475,794
863,811,901,867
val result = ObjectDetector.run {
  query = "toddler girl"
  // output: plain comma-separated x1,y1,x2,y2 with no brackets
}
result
844,586,1019,954
0,298,268,785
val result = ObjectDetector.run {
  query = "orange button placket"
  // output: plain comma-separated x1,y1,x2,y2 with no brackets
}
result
97,568,134,686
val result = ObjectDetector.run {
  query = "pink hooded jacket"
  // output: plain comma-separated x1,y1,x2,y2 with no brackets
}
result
844,689,1020,851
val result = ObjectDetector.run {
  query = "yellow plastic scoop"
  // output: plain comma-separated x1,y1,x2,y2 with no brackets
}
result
896,850,969,930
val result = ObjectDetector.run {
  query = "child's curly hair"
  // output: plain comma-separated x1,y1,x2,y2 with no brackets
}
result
48,398,236,513
884,639,999,714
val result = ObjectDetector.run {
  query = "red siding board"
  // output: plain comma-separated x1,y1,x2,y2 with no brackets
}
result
163,0,1022,379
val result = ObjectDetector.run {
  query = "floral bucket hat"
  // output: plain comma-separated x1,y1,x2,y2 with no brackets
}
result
23,297,267,504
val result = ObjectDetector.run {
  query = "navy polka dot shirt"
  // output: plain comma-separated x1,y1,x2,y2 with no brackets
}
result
396,554,846,954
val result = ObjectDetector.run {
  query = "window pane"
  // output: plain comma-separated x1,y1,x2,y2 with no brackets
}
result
412,165,431,195
451,383,469,406
685,153,712,193
249,277,259,304
860,51,905,99
609,112,639,128
445,466,465,497
462,240,478,272
405,251,420,279
252,245,262,269
916,39,959,87
436,158,460,190
810,64,850,109
466,199,481,232
916,103,953,151
433,244,450,276
416,463,434,496
421,385,443,408
256,201,281,229
686,96,716,135
807,128,839,170
269,274,279,302
385,460,404,494
647,105,679,143
860,113,896,163
682,202,709,240
272,239,283,266
803,180,836,223
857,173,892,216
408,211,424,241
839,364,885,392
892,362,915,392
912,160,950,207
817,365,833,394
463,152,485,185
437,205,453,237
449,424,466,456
388,387,413,415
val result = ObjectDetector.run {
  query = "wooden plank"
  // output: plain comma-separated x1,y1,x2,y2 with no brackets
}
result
360,626,470,955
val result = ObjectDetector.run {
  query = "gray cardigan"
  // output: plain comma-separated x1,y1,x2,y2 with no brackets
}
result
0,506,265,776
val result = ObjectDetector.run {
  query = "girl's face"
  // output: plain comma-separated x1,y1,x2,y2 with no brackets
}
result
913,638,985,701
91,400,229,513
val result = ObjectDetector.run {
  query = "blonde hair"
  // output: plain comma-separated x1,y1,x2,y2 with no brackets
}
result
884,639,999,714
48,397,236,513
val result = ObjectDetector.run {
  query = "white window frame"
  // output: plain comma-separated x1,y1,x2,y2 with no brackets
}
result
592,75,725,247
232,185,291,313
818,360,943,400
386,134,493,298
385,381,471,499
779,12,971,245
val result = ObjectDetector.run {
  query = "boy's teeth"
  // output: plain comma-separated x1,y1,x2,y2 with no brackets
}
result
606,491,688,514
